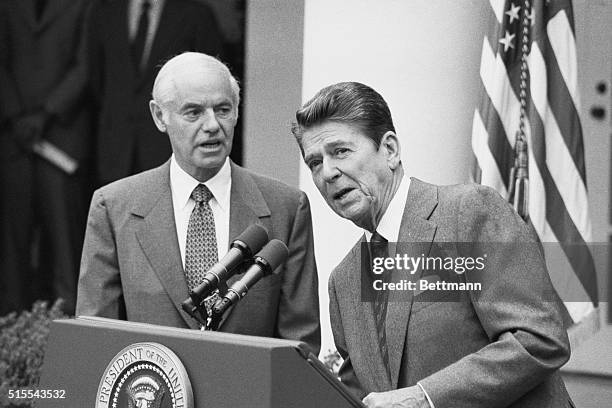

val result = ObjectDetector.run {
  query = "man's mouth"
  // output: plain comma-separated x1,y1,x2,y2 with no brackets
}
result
198,141,222,149
333,187,355,201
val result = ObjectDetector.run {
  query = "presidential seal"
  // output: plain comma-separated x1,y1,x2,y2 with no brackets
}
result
96,343,193,408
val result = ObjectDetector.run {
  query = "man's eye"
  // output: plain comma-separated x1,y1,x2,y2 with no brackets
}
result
334,148,349,156
184,110,200,119
215,107,232,117
307,159,321,170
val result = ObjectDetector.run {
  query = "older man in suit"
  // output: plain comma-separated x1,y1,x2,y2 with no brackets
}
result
0,0,92,314
76,52,320,353
292,82,573,407
87,0,225,186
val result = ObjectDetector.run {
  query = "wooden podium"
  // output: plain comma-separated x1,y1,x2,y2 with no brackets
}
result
38,317,363,407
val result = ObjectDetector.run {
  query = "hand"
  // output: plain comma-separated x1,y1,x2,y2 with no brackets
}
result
11,109,51,148
362,385,431,408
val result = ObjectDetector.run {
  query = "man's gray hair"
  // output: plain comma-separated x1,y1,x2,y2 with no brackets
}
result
152,52,240,108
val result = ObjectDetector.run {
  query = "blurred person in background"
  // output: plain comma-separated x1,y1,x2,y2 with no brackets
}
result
87,0,225,186
0,0,93,315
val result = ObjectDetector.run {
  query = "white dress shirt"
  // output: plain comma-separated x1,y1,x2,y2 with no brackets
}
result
363,174,435,407
170,155,231,268
364,175,411,243
128,0,166,68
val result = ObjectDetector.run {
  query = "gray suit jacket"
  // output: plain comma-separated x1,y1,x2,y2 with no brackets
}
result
76,161,321,354
329,178,573,407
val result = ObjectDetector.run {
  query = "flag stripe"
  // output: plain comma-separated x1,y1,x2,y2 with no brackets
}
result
538,28,587,183
477,93,513,190
525,88,598,304
529,44,592,240
547,11,580,109
479,41,520,150
488,0,508,24
472,110,508,194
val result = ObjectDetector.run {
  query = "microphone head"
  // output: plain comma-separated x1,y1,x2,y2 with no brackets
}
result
256,239,289,272
233,224,269,256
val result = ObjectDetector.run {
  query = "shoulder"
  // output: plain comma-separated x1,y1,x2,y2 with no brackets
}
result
233,165,306,208
94,163,168,206
435,182,535,242
432,182,511,216
329,236,363,289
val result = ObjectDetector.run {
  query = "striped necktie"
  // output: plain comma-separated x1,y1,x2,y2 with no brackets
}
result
370,230,392,381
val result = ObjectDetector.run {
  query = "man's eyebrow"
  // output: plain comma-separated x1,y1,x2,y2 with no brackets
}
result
178,102,204,111
303,151,320,163
325,140,347,148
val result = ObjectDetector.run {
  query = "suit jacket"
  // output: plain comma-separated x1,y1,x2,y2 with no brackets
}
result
76,160,321,354
329,179,573,408
87,0,224,184
0,0,92,161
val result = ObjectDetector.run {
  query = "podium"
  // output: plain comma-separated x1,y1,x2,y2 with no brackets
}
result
38,317,364,407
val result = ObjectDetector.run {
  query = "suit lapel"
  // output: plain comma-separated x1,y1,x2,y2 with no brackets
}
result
134,162,198,329
347,237,395,391
16,1,36,32
38,0,72,32
138,0,172,89
386,178,438,388
216,163,271,329
106,0,138,88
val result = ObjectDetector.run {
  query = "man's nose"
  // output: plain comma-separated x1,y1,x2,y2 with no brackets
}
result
200,109,220,133
322,158,341,183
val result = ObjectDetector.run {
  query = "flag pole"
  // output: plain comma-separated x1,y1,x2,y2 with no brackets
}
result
509,0,532,222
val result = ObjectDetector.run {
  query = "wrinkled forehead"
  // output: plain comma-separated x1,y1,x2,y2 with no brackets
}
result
303,121,362,145
302,121,373,158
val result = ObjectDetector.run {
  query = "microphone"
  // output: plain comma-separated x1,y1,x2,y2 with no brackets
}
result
188,224,269,306
212,239,288,317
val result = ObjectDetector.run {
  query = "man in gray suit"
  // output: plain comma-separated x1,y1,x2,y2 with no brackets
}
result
292,82,572,407
76,52,320,354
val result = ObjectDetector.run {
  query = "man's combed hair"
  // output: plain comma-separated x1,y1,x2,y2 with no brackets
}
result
291,82,395,154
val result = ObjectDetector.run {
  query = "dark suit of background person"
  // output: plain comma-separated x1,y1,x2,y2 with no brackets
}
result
329,180,573,408
0,0,92,315
87,0,225,186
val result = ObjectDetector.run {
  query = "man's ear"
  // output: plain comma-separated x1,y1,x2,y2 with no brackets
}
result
149,100,167,132
380,131,401,170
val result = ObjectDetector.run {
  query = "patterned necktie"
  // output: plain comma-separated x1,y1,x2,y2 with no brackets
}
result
185,184,219,315
370,231,392,381
131,0,151,70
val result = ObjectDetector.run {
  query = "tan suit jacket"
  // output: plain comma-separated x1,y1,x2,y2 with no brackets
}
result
76,161,321,354
329,179,573,407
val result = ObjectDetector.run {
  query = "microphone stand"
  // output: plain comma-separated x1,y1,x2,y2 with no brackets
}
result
205,310,224,331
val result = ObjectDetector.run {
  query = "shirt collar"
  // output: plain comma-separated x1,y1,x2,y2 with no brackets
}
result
364,174,411,242
170,155,232,211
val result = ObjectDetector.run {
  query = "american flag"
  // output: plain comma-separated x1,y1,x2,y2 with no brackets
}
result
471,0,599,346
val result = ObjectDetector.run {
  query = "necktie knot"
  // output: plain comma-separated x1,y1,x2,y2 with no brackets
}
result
191,184,213,204
371,231,388,244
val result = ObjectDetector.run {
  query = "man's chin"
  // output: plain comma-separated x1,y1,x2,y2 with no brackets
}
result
334,205,368,227
192,153,227,169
